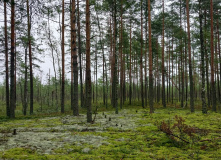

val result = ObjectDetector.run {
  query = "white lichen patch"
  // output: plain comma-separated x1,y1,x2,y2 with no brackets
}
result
0,109,149,155
0,131,109,154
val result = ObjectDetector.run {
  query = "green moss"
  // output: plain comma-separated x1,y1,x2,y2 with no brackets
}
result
0,107,221,159
0,148,39,159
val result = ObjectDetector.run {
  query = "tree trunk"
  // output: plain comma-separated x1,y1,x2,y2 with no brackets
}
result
27,0,34,115
24,48,28,115
186,0,194,112
169,40,171,102
86,0,92,122
140,0,144,108
110,17,114,106
95,45,98,104
111,0,118,114
14,32,17,104
71,0,74,111
145,5,148,107
162,0,166,108
61,0,65,113
210,0,216,111
129,20,132,105
217,10,221,103
103,38,105,106
105,59,108,109
120,0,123,109
199,0,207,114
77,0,84,108
4,1,10,117
172,36,174,104
48,69,50,108
26,1,32,112
157,52,160,103
10,0,15,118
180,0,184,108
71,0,79,116
204,10,210,108
148,0,154,113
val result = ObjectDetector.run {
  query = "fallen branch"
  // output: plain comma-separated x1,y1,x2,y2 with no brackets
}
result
200,137,221,142
169,133,190,144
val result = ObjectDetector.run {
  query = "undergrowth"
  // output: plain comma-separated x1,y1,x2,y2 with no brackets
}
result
0,105,221,159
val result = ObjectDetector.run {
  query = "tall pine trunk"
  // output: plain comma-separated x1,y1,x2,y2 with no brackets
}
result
4,1,10,117
86,0,92,122
129,20,132,105
71,0,74,111
61,0,65,113
186,0,194,112
140,0,144,108
71,0,79,116
217,10,221,103
120,0,123,109
112,0,118,114
148,0,154,113
23,49,28,115
180,0,184,108
145,4,148,107
199,0,207,114
162,0,166,108
10,0,15,118
77,0,84,108
27,0,33,115
210,0,216,111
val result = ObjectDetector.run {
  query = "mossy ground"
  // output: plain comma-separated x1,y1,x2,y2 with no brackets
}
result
0,104,221,159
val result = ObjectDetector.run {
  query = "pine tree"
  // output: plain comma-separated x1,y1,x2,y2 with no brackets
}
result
10,0,16,118
86,0,92,122
148,0,154,113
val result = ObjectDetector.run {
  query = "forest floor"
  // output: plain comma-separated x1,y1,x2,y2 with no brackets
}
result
0,106,221,159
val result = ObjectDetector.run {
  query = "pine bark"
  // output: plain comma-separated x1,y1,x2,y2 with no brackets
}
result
180,0,184,108
186,0,194,112
77,0,84,108
113,0,118,114
27,0,33,115
71,0,74,111
120,0,123,109
71,0,79,116
10,0,15,118
4,1,10,117
199,0,207,114
14,33,17,104
204,10,210,108
145,4,148,107
172,36,174,104
210,0,216,111
23,49,28,115
217,11,221,102
140,0,144,108
148,0,154,113
162,0,166,108
129,20,132,105
86,0,92,122
61,0,65,113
